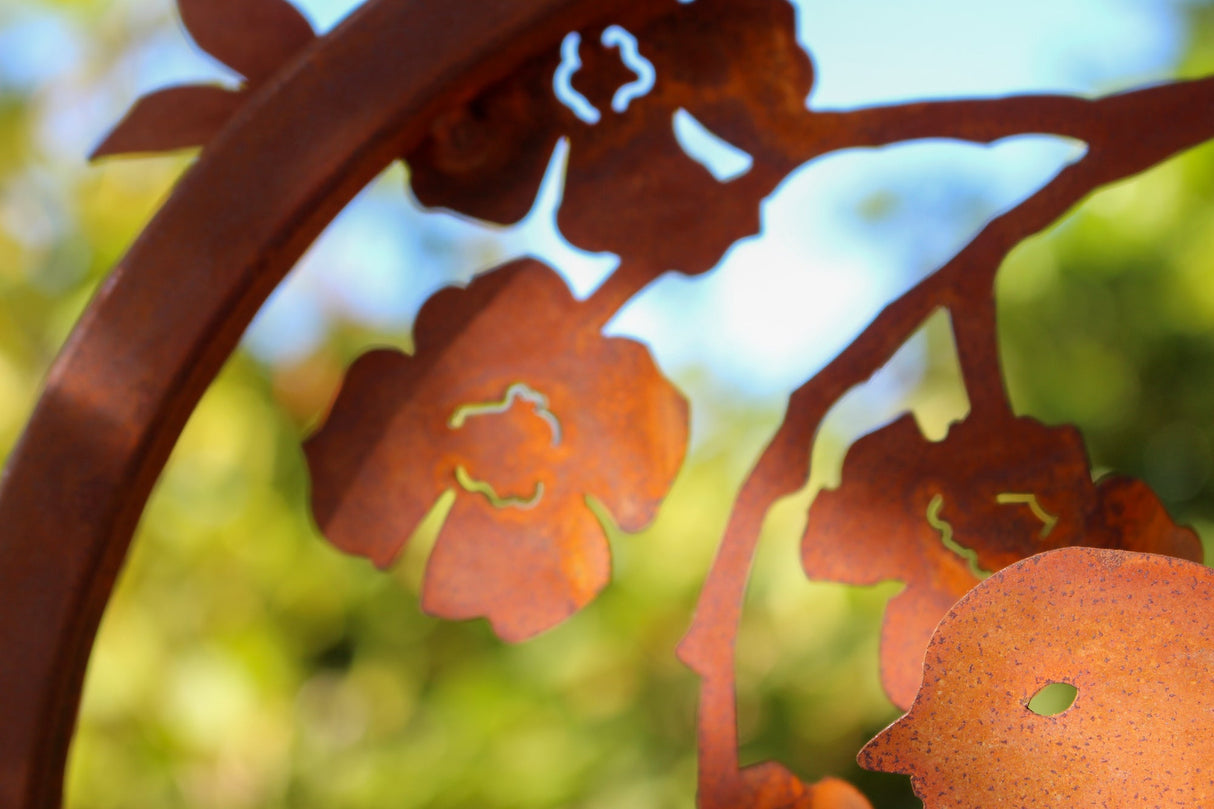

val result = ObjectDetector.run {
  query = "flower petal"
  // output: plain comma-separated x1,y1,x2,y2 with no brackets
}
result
803,414,1202,710
422,490,611,641
304,349,451,567
557,335,688,533
405,52,567,225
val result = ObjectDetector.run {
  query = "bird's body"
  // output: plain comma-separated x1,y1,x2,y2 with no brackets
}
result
860,547,1214,807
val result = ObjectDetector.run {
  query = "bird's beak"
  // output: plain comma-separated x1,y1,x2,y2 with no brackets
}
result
857,712,920,775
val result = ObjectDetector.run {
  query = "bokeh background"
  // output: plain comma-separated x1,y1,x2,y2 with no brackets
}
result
4,0,1214,806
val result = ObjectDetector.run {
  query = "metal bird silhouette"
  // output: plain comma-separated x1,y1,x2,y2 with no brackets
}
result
859,546,1214,807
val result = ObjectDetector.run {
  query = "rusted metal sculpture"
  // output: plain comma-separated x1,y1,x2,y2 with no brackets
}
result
3,0,1214,807
802,415,1201,710
860,547,1214,807
90,0,319,158
305,260,689,641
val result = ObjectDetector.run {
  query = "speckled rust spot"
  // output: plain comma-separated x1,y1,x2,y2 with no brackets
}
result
860,547,1214,807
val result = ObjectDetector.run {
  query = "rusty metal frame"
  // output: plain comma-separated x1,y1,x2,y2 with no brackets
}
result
5,1,1214,807
0,2,639,805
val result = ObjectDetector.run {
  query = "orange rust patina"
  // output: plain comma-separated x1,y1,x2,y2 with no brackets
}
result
6,0,1214,806
802,415,1200,710
861,547,1214,807
305,260,689,641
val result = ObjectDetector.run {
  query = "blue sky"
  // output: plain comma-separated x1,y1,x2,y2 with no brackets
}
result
242,0,1191,401
2,0,1198,409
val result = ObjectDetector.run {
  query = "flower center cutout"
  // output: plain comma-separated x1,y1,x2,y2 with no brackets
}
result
449,382,562,510
554,26,655,125
926,494,992,580
453,466,544,510
925,492,1061,580
449,382,561,444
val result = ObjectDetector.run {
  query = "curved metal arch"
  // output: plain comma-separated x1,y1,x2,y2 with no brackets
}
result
0,1,637,805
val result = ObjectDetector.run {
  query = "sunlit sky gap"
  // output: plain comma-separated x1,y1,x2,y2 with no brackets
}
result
1,0,1193,404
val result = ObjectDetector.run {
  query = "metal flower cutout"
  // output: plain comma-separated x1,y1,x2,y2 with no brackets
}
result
860,547,1214,807
305,259,688,641
800,414,1203,711
70,0,1214,805
92,0,316,157
406,0,814,275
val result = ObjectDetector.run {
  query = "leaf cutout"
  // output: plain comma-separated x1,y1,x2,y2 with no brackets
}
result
305,259,688,641
178,0,316,84
860,547,1214,807
90,85,245,159
801,414,1202,710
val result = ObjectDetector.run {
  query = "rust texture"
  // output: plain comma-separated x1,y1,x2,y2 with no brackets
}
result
5,0,1214,807
408,0,814,278
305,260,688,641
801,415,1201,710
860,547,1214,807
0,0,638,806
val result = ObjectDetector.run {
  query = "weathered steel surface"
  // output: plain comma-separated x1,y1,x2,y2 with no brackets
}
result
409,0,814,277
7,0,1214,806
305,260,688,640
652,6,1214,807
801,415,1201,709
0,0,636,806
92,0,317,157
860,547,1214,807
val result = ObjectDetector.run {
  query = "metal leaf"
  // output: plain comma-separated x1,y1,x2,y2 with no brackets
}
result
90,85,244,159
92,0,316,161
178,0,316,84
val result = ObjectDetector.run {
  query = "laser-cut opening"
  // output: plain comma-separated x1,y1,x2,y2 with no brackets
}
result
555,32,601,125
926,494,991,579
449,382,562,446
1026,682,1078,716
995,492,1058,538
454,465,544,510
672,109,754,182
601,26,655,114
554,26,655,125
448,383,559,510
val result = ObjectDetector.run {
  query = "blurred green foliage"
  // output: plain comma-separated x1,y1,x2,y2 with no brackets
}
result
2,1,1214,808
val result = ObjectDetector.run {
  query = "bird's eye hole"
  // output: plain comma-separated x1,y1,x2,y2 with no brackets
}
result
1026,682,1078,716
